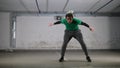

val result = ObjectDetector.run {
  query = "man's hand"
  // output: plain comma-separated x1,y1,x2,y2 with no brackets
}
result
49,23,54,26
89,26,94,32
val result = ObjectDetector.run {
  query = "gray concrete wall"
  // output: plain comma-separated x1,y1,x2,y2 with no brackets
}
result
0,13,120,50
16,15,120,49
0,12,10,49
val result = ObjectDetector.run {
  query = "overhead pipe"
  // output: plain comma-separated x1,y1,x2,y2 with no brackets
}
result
63,0,69,12
35,0,41,13
94,0,114,14
19,0,30,13
87,0,102,12
46,0,49,12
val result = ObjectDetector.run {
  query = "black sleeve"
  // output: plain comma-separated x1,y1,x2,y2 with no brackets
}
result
81,22,90,28
54,21,61,25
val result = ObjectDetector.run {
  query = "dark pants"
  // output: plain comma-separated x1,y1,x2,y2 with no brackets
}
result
61,29,89,57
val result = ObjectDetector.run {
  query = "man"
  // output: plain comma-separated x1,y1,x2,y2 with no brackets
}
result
49,13,94,62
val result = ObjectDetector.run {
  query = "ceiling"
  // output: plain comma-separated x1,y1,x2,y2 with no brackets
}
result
0,0,120,14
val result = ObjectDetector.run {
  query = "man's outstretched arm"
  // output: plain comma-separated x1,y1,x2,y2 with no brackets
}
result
81,22,94,32
54,21,61,25
81,22,89,28
49,21,61,26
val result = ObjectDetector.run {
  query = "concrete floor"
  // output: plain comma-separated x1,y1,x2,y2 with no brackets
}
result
0,50,120,68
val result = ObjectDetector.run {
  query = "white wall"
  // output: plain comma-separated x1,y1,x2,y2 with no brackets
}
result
0,12,119,50
79,17,120,49
16,15,120,49
0,12,10,49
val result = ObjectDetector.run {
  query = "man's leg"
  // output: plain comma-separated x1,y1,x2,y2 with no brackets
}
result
59,30,72,62
74,30,91,62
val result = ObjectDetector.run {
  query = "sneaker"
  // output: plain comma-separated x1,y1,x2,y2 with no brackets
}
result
86,56,92,62
59,57,64,62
